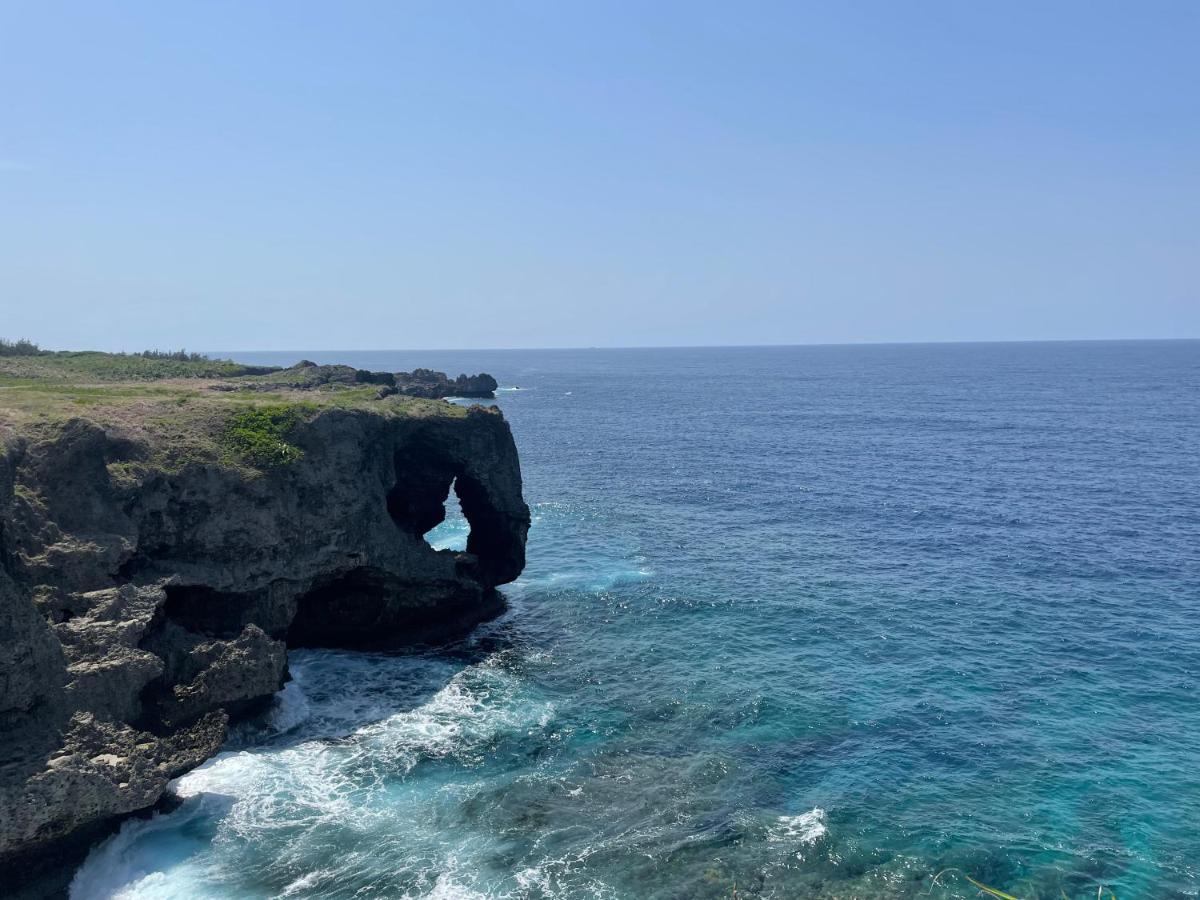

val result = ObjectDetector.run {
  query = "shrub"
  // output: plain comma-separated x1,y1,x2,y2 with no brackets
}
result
0,338,43,356
139,349,211,361
222,404,312,469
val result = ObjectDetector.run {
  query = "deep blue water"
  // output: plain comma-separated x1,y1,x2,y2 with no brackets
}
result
73,342,1200,899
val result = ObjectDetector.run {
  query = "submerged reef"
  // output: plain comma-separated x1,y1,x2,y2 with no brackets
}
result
0,350,528,894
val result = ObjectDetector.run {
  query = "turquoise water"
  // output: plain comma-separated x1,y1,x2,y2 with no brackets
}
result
72,343,1200,899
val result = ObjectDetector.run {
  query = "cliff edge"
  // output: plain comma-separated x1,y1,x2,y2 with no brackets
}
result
0,351,529,892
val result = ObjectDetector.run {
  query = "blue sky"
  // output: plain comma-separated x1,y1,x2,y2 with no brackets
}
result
1,1,1196,350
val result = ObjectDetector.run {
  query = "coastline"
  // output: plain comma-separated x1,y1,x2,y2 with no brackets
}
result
0,352,530,893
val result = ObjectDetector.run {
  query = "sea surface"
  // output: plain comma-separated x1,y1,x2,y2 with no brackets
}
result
72,342,1200,899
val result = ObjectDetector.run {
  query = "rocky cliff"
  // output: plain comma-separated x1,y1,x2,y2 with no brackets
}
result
0,359,528,894
392,368,499,398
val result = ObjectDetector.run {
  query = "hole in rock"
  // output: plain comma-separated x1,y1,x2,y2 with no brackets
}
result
386,447,471,552
424,478,470,551
385,445,517,583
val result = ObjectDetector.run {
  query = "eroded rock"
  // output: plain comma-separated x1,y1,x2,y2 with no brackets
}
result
0,405,529,887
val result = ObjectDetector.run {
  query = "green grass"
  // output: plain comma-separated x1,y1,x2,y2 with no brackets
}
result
0,349,275,381
221,403,315,469
232,365,349,388
0,346,476,476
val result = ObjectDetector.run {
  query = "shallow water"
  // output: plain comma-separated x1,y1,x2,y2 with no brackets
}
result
73,343,1200,899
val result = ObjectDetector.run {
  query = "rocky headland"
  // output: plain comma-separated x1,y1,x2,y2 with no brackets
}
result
0,349,528,895
391,368,499,398
211,360,499,399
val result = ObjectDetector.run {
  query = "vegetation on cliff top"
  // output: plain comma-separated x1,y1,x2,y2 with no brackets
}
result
0,338,42,356
220,403,314,468
0,344,476,473
0,344,276,380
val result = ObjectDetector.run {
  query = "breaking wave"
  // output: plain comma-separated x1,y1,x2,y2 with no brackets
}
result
71,650,556,899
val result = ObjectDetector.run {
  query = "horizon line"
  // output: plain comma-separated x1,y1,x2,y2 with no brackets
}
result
200,336,1199,355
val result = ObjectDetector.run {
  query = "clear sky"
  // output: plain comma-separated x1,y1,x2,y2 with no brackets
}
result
1,1,1196,351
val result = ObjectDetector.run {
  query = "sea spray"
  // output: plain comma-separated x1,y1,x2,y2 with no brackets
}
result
72,650,557,899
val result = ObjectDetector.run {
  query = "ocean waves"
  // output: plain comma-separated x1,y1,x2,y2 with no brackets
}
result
71,650,558,899
69,344,1200,898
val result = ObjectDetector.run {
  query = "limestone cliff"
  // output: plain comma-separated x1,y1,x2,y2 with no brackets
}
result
0,366,528,891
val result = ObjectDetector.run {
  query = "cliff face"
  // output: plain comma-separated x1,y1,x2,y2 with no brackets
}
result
0,405,528,883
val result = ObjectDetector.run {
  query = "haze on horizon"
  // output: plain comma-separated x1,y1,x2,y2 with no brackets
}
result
1,1,1197,352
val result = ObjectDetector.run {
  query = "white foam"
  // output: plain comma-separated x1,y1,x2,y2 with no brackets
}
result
70,795,230,899
72,650,558,898
281,868,332,896
420,873,490,899
265,680,312,733
426,497,470,552
353,662,555,772
769,807,828,849
428,523,469,552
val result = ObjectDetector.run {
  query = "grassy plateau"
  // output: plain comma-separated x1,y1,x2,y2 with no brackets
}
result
0,342,466,473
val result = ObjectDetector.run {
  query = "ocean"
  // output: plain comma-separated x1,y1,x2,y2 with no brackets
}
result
70,342,1200,899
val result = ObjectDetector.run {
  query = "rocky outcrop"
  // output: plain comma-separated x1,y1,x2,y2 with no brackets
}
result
0,405,528,890
393,368,499,398
220,361,498,398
